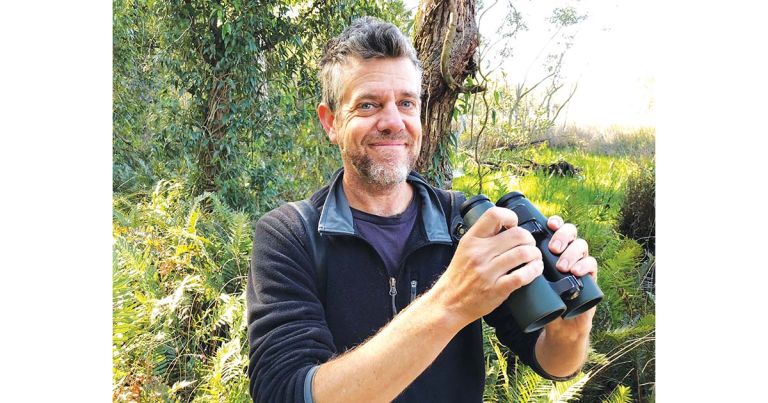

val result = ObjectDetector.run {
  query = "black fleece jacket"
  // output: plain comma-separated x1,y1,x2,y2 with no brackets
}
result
246,169,557,402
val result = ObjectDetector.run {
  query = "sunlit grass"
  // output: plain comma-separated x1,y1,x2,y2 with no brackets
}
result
456,143,656,401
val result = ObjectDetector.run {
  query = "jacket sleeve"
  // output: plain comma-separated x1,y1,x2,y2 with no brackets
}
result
247,205,337,402
483,305,576,381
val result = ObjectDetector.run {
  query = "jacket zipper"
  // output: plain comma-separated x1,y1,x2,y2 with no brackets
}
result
341,234,450,319
389,277,398,316
345,234,398,317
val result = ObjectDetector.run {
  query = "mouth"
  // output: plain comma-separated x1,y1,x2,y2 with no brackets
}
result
367,137,409,147
369,142,407,148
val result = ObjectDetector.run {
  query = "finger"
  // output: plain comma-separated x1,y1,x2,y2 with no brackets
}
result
547,215,565,231
487,226,536,255
465,206,518,238
549,223,578,255
496,259,544,295
490,245,542,276
555,238,589,272
570,256,598,280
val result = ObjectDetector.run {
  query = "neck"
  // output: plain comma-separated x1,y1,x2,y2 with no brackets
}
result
342,170,414,217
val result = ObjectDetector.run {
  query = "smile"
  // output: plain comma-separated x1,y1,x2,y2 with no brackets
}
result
368,142,407,147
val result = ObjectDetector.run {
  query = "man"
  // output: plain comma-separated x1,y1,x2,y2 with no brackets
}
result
247,17,597,403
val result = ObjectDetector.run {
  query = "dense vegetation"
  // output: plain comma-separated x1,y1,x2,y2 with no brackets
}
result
113,1,655,401
453,145,655,402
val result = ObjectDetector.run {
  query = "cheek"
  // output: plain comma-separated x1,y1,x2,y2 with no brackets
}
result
343,119,371,143
406,119,423,146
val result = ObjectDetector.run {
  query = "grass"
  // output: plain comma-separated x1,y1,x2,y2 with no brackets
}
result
454,142,655,402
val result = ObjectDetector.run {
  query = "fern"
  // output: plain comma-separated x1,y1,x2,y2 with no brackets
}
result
209,291,247,335
598,239,644,325
601,384,633,403
113,181,254,402
547,373,590,402
196,337,250,402
513,365,547,402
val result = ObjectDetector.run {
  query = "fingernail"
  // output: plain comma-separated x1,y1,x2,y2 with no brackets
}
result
551,240,563,252
557,259,569,271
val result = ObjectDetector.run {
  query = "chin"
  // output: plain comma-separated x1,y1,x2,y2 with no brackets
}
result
365,163,408,185
345,148,416,187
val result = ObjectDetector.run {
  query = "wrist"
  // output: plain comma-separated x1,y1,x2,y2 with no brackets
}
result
420,286,472,334
542,321,591,346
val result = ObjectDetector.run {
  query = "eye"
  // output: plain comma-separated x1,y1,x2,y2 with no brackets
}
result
400,100,417,109
359,102,376,110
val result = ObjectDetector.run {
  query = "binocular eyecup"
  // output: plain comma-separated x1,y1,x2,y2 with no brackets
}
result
459,192,603,333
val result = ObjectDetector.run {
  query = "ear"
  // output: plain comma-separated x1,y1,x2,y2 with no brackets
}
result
317,103,338,144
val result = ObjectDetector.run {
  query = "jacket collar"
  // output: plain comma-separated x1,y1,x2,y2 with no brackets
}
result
317,168,453,243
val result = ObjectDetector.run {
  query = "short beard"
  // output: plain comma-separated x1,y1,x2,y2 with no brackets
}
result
343,148,415,189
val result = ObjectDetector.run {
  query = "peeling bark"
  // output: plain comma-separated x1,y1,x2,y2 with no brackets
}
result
413,0,480,188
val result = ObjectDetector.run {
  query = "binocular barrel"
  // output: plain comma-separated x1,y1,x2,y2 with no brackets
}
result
459,192,603,333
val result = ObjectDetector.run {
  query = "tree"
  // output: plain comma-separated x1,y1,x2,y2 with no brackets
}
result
413,0,482,188
113,0,410,213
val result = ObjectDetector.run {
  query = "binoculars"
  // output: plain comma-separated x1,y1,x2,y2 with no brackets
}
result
459,192,603,333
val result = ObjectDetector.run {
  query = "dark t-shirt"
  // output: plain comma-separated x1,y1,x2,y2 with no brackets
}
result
351,196,418,278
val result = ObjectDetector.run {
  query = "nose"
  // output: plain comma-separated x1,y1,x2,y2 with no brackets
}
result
375,102,406,135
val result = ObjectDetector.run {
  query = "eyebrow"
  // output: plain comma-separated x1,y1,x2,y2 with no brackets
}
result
400,90,421,100
350,90,421,103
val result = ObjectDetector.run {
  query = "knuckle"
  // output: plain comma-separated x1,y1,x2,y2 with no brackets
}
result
520,264,540,285
466,252,485,267
521,229,536,245
491,207,517,225
507,227,534,244
508,274,523,290
516,245,541,262
487,207,505,221
530,246,543,260
510,227,533,243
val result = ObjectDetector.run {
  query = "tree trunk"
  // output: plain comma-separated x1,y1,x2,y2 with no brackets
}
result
198,76,231,193
413,0,480,188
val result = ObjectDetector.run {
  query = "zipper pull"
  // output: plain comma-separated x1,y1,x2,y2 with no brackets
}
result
410,280,418,302
389,277,398,316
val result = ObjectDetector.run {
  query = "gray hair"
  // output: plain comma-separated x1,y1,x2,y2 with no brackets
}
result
319,16,422,113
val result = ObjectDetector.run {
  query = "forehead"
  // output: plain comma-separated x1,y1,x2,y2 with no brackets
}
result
339,57,421,103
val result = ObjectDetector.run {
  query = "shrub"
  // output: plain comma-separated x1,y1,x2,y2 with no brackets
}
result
113,181,252,402
617,163,655,253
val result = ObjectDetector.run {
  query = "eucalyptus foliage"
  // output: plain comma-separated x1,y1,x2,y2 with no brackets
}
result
114,0,410,215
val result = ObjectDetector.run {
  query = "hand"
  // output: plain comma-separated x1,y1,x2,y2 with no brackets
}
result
543,216,598,335
432,207,544,327
546,215,597,281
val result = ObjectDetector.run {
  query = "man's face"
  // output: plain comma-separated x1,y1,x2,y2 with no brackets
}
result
318,57,422,188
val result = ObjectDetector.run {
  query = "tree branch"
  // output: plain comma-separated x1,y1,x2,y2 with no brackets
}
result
550,83,578,124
